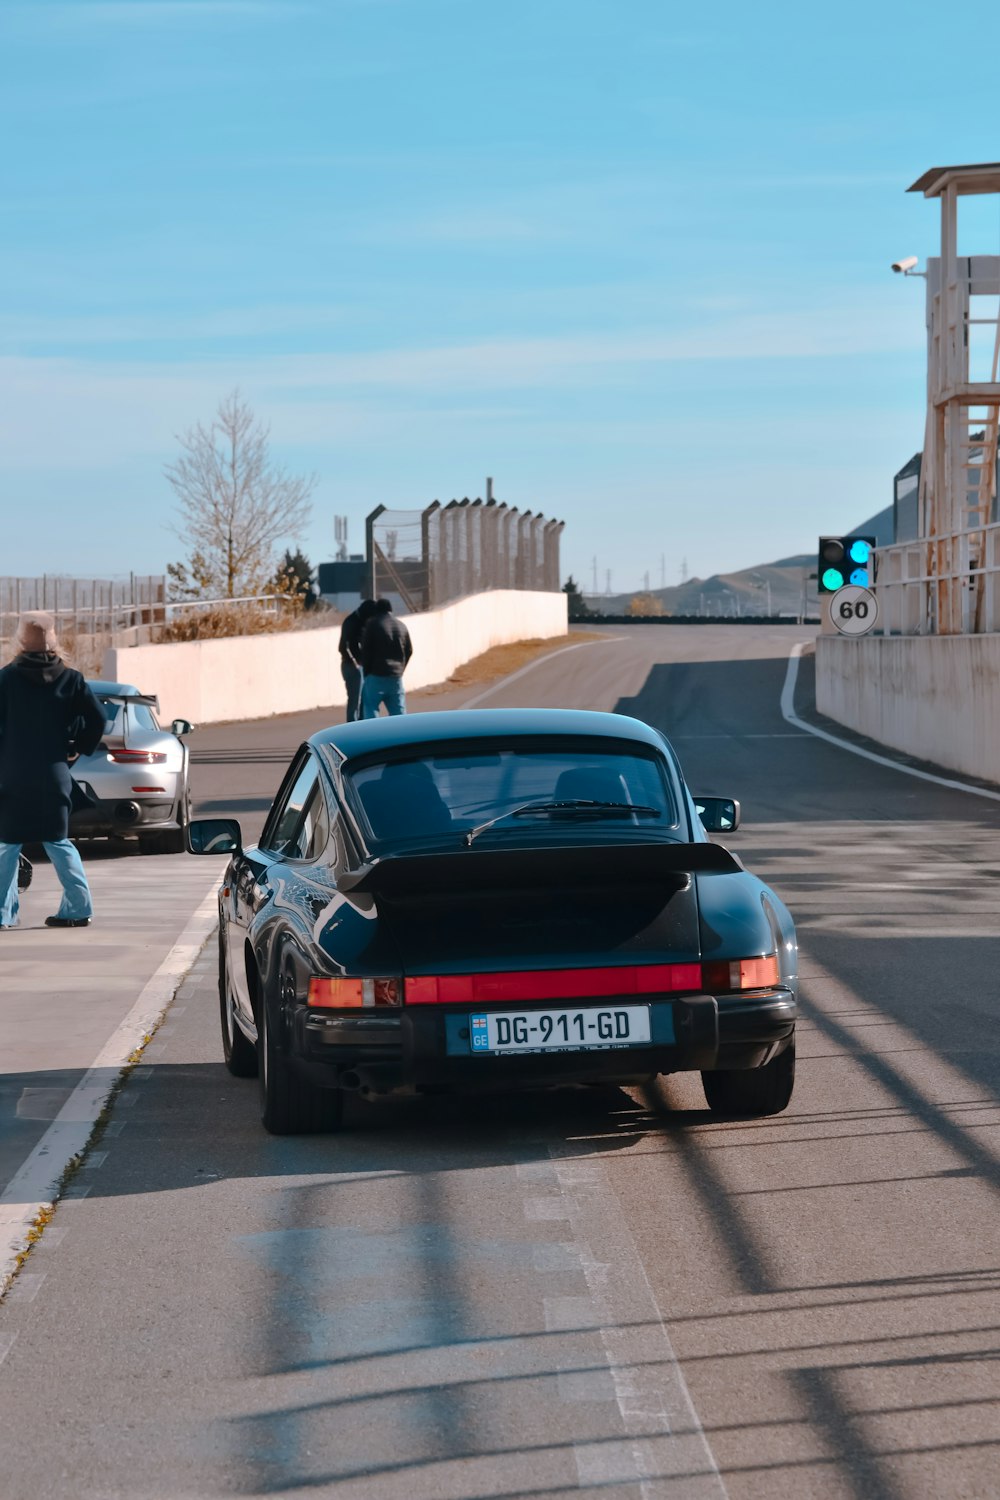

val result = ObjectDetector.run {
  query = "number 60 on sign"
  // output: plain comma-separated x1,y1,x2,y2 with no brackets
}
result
830,584,879,637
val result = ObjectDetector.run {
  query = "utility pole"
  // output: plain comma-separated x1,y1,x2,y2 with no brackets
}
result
605,569,612,596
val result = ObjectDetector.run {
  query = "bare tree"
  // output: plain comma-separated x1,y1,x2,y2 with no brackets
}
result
165,390,315,599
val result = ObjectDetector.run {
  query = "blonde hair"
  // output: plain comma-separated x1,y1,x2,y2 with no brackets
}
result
15,611,61,655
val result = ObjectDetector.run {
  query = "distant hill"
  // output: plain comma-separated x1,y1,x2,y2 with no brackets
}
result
582,553,818,619
581,506,895,619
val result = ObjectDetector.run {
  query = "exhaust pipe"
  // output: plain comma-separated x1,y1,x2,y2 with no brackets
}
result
113,800,142,827
338,1069,363,1092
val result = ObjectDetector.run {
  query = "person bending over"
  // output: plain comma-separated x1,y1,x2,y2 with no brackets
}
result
360,599,412,718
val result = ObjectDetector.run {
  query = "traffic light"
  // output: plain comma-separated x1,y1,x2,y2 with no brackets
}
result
817,536,875,593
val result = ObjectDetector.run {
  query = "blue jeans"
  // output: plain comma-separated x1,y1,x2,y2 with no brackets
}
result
341,660,363,722
361,674,406,718
0,840,93,927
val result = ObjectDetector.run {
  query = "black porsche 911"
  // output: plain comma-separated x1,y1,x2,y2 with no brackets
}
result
188,708,798,1135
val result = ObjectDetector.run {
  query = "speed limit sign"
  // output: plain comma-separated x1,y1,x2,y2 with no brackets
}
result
830,584,878,636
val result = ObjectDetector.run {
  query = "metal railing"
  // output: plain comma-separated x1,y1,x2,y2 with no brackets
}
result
366,499,564,611
875,525,1000,634
0,579,303,671
0,575,167,672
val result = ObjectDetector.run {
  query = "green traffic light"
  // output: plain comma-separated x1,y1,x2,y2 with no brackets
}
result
822,568,845,591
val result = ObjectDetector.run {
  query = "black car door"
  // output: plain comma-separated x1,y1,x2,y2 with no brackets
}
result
227,750,325,1025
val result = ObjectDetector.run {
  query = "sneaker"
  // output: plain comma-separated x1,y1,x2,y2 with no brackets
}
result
45,916,92,928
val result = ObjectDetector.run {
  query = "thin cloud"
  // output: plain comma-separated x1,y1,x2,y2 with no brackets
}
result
1,304,347,347
11,1,299,22
0,303,923,470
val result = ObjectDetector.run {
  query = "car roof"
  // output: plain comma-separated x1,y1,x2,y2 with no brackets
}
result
313,708,666,759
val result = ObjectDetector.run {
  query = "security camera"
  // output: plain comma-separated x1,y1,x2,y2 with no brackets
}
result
891,256,919,274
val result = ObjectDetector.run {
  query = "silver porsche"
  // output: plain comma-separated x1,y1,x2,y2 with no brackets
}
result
70,681,194,854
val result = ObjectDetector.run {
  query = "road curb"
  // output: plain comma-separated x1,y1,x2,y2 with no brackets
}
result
782,642,1000,803
0,879,220,1299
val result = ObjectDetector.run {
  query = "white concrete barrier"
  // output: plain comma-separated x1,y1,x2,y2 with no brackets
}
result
816,634,1000,782
103,590,568,727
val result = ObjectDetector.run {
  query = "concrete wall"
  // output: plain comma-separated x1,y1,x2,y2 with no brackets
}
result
103,589,568,726
816,634,1000,782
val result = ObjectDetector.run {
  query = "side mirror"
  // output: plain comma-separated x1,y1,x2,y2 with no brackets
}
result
171,719,195,736
695,796,741,833
187,817,242,855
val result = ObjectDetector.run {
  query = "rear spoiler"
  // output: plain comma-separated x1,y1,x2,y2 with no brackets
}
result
98,691,160,712
338,840,743,898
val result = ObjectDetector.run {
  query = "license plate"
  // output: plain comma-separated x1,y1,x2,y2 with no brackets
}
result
469,1005,651,1055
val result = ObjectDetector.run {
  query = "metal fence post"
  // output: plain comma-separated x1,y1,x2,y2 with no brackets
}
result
366,505,386,600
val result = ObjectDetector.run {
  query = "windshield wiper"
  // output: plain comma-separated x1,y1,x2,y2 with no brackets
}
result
464,799,661,846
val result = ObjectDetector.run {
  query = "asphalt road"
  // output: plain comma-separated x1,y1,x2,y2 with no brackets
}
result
2,623,1000,1499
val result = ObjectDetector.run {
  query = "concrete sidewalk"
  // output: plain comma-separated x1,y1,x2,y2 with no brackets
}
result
0,850,219,1197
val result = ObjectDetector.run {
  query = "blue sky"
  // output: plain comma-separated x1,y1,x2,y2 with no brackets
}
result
3,0,1000,593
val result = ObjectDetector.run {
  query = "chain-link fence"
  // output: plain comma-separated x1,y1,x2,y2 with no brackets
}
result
366,499,564,611
0,575,166,674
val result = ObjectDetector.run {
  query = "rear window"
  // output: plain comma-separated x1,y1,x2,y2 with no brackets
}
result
99,700,121,731
345,745,678,848
128,703,159,731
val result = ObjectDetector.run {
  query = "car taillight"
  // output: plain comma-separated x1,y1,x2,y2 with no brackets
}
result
701,955,780,993
108,750,167,764
307,977,400,1008
404,963,703,1005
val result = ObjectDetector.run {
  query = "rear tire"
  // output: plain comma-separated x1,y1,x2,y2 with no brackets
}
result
702,1036,795,1118
258,968,343,1135
219,933,257,1078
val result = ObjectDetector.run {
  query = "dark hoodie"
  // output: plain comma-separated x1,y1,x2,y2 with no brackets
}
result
0,655,105,843
360,609,413,679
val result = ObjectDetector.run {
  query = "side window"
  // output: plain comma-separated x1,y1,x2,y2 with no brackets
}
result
325,791,352,875
262,755,327,859
299,781,331,861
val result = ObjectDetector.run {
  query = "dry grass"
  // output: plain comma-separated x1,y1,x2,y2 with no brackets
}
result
422,634,586,694
156,603,301,642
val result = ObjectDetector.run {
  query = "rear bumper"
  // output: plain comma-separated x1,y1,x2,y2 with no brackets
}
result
70,794,181,837
292,990,797,1094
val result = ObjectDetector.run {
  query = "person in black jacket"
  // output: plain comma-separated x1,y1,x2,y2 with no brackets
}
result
338,597,376,722
0,613,105,929
360,599,413,718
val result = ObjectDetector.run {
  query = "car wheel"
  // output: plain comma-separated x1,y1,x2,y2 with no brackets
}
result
257,966,344,1136
702,1036,795,1118
219,932,257,1078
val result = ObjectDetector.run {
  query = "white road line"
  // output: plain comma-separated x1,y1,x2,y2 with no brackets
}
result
462,635,626,709
0,1332,17,1367
536,1155,727,1499
0,882,219,1299
5,1272,45,1304
781,642,1000,803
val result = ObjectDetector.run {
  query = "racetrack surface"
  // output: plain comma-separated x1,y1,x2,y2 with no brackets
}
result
2,623,1000,1498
